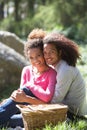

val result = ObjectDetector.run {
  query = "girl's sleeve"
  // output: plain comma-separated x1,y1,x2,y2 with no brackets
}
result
20,67,27,89
29,69,57,103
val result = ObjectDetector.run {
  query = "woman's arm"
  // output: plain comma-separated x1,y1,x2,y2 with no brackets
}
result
52,65,74,103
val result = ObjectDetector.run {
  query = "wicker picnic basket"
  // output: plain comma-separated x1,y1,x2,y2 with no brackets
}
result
17,104,68,130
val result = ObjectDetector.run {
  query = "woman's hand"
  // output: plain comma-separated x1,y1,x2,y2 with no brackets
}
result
11,89,26,102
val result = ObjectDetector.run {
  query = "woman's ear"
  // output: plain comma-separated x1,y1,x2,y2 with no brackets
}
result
58,50,62,57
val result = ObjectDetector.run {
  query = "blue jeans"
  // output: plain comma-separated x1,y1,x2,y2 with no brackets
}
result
0,87,36,128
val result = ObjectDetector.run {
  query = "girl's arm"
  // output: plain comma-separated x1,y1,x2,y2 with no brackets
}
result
27,69,57,102
11,89,46,105
20,67,57,103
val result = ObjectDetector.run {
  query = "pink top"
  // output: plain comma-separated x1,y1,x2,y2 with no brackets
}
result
20,65,57,103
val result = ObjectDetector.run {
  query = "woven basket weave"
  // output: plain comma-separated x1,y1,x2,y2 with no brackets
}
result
17,104,68,130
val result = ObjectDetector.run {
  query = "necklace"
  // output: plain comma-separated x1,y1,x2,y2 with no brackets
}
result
32,66,50,82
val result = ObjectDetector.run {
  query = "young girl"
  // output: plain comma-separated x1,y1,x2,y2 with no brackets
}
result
0,38,56,128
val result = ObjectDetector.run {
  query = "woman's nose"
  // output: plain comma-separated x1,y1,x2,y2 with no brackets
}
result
45,52,50,58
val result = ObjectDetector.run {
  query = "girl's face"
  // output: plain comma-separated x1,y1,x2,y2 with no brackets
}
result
28,48,45,69
43,43,61,67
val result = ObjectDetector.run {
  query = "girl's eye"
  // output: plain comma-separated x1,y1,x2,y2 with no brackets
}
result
38,54,41,57
38,53,43,57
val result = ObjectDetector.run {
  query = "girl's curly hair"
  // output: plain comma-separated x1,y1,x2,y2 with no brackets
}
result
24,39,43,59
28,28,47,40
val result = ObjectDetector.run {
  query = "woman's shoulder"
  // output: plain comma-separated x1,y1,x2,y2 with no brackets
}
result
56,60,80,76
55,60,69,72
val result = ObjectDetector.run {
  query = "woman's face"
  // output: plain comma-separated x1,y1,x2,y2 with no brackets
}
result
43,43,60,67
27,48,45,68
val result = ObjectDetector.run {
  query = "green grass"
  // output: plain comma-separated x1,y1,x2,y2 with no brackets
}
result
0,85,18,102
42,120,87,130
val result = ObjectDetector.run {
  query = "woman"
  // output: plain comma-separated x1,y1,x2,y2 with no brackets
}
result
0,38,57,128
43,32,86,120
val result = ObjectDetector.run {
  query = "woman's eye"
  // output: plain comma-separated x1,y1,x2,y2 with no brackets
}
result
51,50,55,53
29,57,33,60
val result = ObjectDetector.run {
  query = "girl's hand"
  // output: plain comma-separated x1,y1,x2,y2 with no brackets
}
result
11,89,26,102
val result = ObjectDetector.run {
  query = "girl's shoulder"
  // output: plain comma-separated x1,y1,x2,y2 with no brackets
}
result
23,65,32,69
22,65,32,72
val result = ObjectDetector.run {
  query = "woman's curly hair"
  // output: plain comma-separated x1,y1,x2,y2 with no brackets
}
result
43,33,81,66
